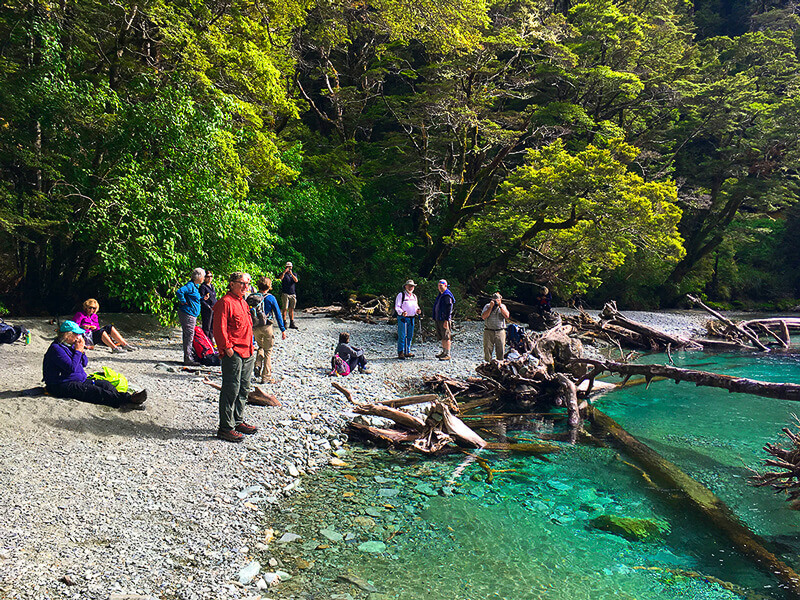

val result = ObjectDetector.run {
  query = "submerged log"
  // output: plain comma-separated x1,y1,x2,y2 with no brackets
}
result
687,294,769,351
572,359,800,402
588,406,800,596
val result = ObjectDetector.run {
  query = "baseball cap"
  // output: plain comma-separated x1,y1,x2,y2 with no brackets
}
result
60,320,85,334
438,279,448,286
285,262,293,268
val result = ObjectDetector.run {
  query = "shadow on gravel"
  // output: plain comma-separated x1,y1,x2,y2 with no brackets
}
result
40,415,213,441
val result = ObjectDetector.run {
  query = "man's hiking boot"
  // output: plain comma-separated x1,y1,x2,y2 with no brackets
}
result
404,352,415,358
438,353,451,361
217,428,244,443
397,353,406,360
235,422,258,435
289,321,298,329
124,344,139,352
129,390,148,405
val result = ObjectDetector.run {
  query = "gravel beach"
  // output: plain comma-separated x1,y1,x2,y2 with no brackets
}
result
0,308,710,599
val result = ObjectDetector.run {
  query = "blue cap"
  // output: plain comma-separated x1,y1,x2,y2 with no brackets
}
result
438,279,448,286
59,320,85,334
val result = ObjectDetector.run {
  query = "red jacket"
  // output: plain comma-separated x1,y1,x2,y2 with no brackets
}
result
212,292,253,358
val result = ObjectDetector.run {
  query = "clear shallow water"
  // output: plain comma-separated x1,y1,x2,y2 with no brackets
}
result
266,350,800,599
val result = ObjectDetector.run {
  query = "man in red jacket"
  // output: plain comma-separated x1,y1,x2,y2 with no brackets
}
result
212,271,257,443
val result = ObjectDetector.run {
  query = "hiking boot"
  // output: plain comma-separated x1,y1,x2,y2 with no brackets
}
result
435,351,446,359
359,367,372,374
129,389,148,405
397,353,406,360
289,321,299,330
235,422,258,435
124,344,138,352
404,352,415,358
438,353,451,361
112,346,126,354
217,428,244,443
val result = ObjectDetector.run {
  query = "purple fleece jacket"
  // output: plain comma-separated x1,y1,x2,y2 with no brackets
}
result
42,341,88,387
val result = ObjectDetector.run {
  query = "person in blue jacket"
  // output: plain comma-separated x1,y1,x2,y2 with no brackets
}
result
252,276,288,384
43,321,147,408
432,279,456,361
176,268,205,365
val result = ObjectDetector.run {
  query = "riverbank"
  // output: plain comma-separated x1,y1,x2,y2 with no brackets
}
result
0,309,710,599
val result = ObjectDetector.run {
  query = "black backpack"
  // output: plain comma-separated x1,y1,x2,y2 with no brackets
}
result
0,318,26,345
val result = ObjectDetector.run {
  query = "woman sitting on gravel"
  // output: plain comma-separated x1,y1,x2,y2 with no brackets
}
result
334,332,371,374
74,298,137,353
42,320,147,408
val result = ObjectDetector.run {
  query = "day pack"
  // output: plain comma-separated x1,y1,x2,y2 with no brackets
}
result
330,354,351,377
192,326,221,366
0,318,26,345
88,366,129,392
246,293,272,328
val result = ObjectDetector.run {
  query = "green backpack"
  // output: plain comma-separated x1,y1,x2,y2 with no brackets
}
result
88,366,129,393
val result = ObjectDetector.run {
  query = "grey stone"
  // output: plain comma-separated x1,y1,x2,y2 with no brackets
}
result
277,532,302,544
357,541,387,553
319,528,343,542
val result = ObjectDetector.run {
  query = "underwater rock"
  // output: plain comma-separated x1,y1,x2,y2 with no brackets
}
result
358,541,387,553
365,507,382,517
546,480,572,492
378,488,400,498
320,527,344,542
354,516,376,529
589,515,670,542
277,532,302,544
336,572,378,592
413,483,438,497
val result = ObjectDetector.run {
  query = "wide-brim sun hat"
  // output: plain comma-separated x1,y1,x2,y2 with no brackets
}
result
59,320,86,334
404,279,416,286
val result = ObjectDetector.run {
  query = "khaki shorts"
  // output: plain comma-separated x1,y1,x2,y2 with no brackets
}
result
281,293,297,312
435,320,452,341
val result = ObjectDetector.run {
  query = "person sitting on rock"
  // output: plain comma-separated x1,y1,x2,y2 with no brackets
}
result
334,332,371,374
74,298,137,353
42,320,147,408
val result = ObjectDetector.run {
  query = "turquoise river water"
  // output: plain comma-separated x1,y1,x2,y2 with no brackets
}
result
265,350,800,599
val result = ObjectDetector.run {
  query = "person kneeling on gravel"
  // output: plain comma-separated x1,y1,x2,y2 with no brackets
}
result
42,321,147,408
334,332,372,374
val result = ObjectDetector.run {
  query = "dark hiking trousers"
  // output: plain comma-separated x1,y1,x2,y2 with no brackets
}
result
47,380,130,408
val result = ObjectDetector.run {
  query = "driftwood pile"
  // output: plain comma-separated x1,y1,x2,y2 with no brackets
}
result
561,301,700,352
303,294,394,324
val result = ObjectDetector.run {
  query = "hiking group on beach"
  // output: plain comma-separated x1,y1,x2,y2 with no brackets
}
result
37,263,521,443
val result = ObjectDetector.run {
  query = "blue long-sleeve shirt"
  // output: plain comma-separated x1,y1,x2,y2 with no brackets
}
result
42,341,88,387
263,293,286,332
176,280,202,317
432,289,455,321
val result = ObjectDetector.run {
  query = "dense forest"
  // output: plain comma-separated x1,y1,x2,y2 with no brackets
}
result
2,0,800,317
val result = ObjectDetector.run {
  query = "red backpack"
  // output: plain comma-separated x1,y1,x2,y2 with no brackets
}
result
192,326,215,359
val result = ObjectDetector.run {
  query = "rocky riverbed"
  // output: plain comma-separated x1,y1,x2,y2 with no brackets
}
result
0,309,710,599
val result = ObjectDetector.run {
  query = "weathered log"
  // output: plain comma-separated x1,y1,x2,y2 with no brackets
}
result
572,358,800,402
555,373,581,428
600,301,701,350
378,394,438,408
332,381,357,404
354,403,425,432
687,294,769,351
750,416,800,509
457,396,497,414
202,378,281,406
437,403,487,448
346,422,419,446
751,322,790,348
588,406,800,596
483,441,560,455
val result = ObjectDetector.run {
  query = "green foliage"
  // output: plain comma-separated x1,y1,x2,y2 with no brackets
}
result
451,139,684,295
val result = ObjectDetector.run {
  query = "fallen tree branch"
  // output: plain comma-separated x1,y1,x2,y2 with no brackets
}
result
572,359,800,402
687,294,769,351
332,381,358,404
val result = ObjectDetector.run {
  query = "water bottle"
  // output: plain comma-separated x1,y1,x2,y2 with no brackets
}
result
25,331,31,345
